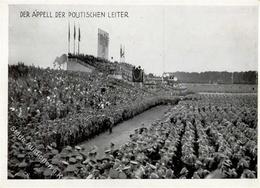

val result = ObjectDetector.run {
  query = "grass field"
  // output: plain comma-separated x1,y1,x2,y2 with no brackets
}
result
183,83,257,93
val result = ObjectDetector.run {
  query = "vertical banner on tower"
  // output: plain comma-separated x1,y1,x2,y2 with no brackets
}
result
132,66,144,82
97,28,109,60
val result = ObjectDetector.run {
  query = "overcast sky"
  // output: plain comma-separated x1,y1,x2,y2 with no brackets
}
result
9,5,258,75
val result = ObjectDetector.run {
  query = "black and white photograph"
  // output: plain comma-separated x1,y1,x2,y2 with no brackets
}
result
0,0,259,186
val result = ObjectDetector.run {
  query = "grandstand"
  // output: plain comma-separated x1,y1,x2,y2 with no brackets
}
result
67,58,96,73
67,53,144,84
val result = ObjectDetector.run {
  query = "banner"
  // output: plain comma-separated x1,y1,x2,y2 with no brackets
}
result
132,67,143,82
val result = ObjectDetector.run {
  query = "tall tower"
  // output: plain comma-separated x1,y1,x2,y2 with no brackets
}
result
97,28,109,60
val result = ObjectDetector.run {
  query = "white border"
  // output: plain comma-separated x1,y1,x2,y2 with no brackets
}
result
0,1,259,188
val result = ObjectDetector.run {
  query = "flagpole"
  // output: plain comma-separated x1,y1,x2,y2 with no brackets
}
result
120,44,121,63
123,45,125,63
78,22,80,55
68,21,70,55
73,22,75,55
162,7,165,77
78,41,80,55
67,20,70,70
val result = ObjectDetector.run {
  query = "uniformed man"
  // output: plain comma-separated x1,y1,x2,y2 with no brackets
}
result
107,116,114,134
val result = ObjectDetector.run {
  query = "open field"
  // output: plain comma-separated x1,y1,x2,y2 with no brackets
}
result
183,83,257,93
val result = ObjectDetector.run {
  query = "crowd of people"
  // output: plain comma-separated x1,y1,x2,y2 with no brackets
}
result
9,64,163,125
59,94,256,179
8,63,179,179
8,89,257,179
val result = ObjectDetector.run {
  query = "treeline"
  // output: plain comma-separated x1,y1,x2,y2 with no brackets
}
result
173,71,257,84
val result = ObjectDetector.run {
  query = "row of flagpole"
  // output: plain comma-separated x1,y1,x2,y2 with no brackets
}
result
68,21,81,55
68,21,126,62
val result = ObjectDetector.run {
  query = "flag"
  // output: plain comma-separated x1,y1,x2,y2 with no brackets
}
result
78,23,80,55
78,25,81,42
120,44,122,58
123,45,125,58
120,44,125,58
68,22,70,41
74,23,76,40
73,22,76,54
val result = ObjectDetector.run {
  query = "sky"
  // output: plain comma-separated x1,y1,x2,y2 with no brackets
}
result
9,5,258,75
